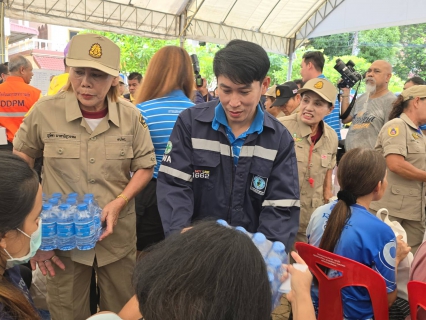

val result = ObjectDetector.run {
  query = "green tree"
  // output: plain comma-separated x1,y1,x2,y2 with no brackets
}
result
357,27,401,64
307,33,353,57
394,23,426,80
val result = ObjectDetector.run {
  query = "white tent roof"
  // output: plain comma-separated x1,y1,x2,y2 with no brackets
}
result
4,0,426,55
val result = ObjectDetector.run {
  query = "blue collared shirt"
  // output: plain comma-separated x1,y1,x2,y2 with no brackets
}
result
212,103,264,166
318,74,341,140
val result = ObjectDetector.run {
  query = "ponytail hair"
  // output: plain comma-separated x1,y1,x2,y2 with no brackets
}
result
319,148,386,253
0,153,41,319
389,94,409,121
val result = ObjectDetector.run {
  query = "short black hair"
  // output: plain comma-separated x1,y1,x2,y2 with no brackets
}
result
302,51,325,73
405,76,425,85
0,63,8,76
293,78,304,87
128,72,143,83
213,39,270,85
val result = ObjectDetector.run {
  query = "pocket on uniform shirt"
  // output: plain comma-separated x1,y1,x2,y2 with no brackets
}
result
192,150,220,190
391,185,421,211
103,136,134,183
248,157,274,198
44,141,81,182
321,153,332,168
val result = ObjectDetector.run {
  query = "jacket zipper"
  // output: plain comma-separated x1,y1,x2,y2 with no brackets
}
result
227,144,234,223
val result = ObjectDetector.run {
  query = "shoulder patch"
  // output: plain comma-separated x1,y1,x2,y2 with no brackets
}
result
139,114,148,129
388,127,399,137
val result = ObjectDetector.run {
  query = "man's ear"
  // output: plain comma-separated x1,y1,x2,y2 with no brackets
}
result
261,76,271,95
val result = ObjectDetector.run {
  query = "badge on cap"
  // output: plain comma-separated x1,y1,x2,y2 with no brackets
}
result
388,127,399,137
276,89,281,97
89,43,102,58
314,81,323,89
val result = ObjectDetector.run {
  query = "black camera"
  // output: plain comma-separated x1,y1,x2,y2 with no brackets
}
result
334,59,362,89
191,54,203,87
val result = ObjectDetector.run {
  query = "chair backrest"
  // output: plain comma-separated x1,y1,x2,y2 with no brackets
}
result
295,242,389,320
408,281,426,320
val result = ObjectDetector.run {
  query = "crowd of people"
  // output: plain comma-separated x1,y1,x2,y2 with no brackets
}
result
1,31,426,320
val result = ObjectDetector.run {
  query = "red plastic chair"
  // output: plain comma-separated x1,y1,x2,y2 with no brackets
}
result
408,281,426,320
295,242,389,320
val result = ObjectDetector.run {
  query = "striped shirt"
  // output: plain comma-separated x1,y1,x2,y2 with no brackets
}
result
211,103,264,166
136,90,194,178
318,74,342,140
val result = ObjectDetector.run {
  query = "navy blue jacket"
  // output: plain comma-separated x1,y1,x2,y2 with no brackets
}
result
157,100,300,249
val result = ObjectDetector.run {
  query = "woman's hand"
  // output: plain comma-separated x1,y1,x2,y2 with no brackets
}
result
286,251,313,303
30,250,65,276
99,198,127,241
395,235,411,265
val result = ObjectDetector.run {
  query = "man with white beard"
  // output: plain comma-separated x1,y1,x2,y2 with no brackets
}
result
342,60,396,150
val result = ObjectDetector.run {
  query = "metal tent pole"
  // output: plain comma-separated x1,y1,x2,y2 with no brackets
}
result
0,0,5,63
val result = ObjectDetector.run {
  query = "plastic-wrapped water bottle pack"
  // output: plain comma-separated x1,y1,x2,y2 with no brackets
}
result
40,193,103,251
217,219,290,310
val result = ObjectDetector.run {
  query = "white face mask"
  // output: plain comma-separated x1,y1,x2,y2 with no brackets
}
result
4,219,42,268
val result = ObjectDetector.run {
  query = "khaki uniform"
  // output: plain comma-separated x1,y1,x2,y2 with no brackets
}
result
14,91,156,319
279,113,338,243
370,113,426,252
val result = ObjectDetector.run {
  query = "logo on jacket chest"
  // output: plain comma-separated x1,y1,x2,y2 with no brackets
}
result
250,175,268,195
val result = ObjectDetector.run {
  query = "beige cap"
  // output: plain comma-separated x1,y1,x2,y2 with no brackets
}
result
298,78,337,103
265,85,277,98
401,85,426,101
66,34,120,77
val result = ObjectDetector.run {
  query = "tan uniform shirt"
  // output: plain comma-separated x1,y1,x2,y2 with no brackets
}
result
370,113,426,221
279,113,338,233
14,91,156,267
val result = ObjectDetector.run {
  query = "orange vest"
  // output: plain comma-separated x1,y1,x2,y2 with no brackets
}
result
0,76,41,142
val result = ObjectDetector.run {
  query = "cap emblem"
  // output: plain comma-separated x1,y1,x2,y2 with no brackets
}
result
89,43,102,58
314,81,323,89
276,89,281,97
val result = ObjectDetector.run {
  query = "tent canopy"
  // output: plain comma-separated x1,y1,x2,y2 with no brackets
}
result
4,0,426,55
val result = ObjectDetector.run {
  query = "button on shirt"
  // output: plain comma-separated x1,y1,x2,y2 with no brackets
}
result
212,103,264,166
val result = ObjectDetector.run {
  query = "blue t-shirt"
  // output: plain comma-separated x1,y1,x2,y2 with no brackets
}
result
318,74,341,140
212,103,264,166
306,201,396,320
136,90,194,178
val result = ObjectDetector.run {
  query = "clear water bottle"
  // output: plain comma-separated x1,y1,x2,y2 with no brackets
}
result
48,197,60,217
252,232,272,258
267,241,287,263
83,197,102,240
40,203,57,251
75,203,96,250
235,226,252,238
267,257,283,309
56,203,76,251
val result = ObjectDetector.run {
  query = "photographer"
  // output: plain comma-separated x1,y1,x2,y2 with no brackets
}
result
343,60,396,150
194,78,216,104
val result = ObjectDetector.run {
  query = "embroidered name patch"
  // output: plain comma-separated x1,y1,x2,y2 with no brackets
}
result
250,175,268,196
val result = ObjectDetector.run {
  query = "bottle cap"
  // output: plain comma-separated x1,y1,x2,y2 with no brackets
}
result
51,192,62,199
48,198,59,205
253,232,266,244
59,204,71,210
67,192,78,198
77,203,88,211
66,198,77,205
84,193,94,199
235,226,247,234
42,204,52,211
272,241,285,253
216,219,229,227
267,257,282,269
